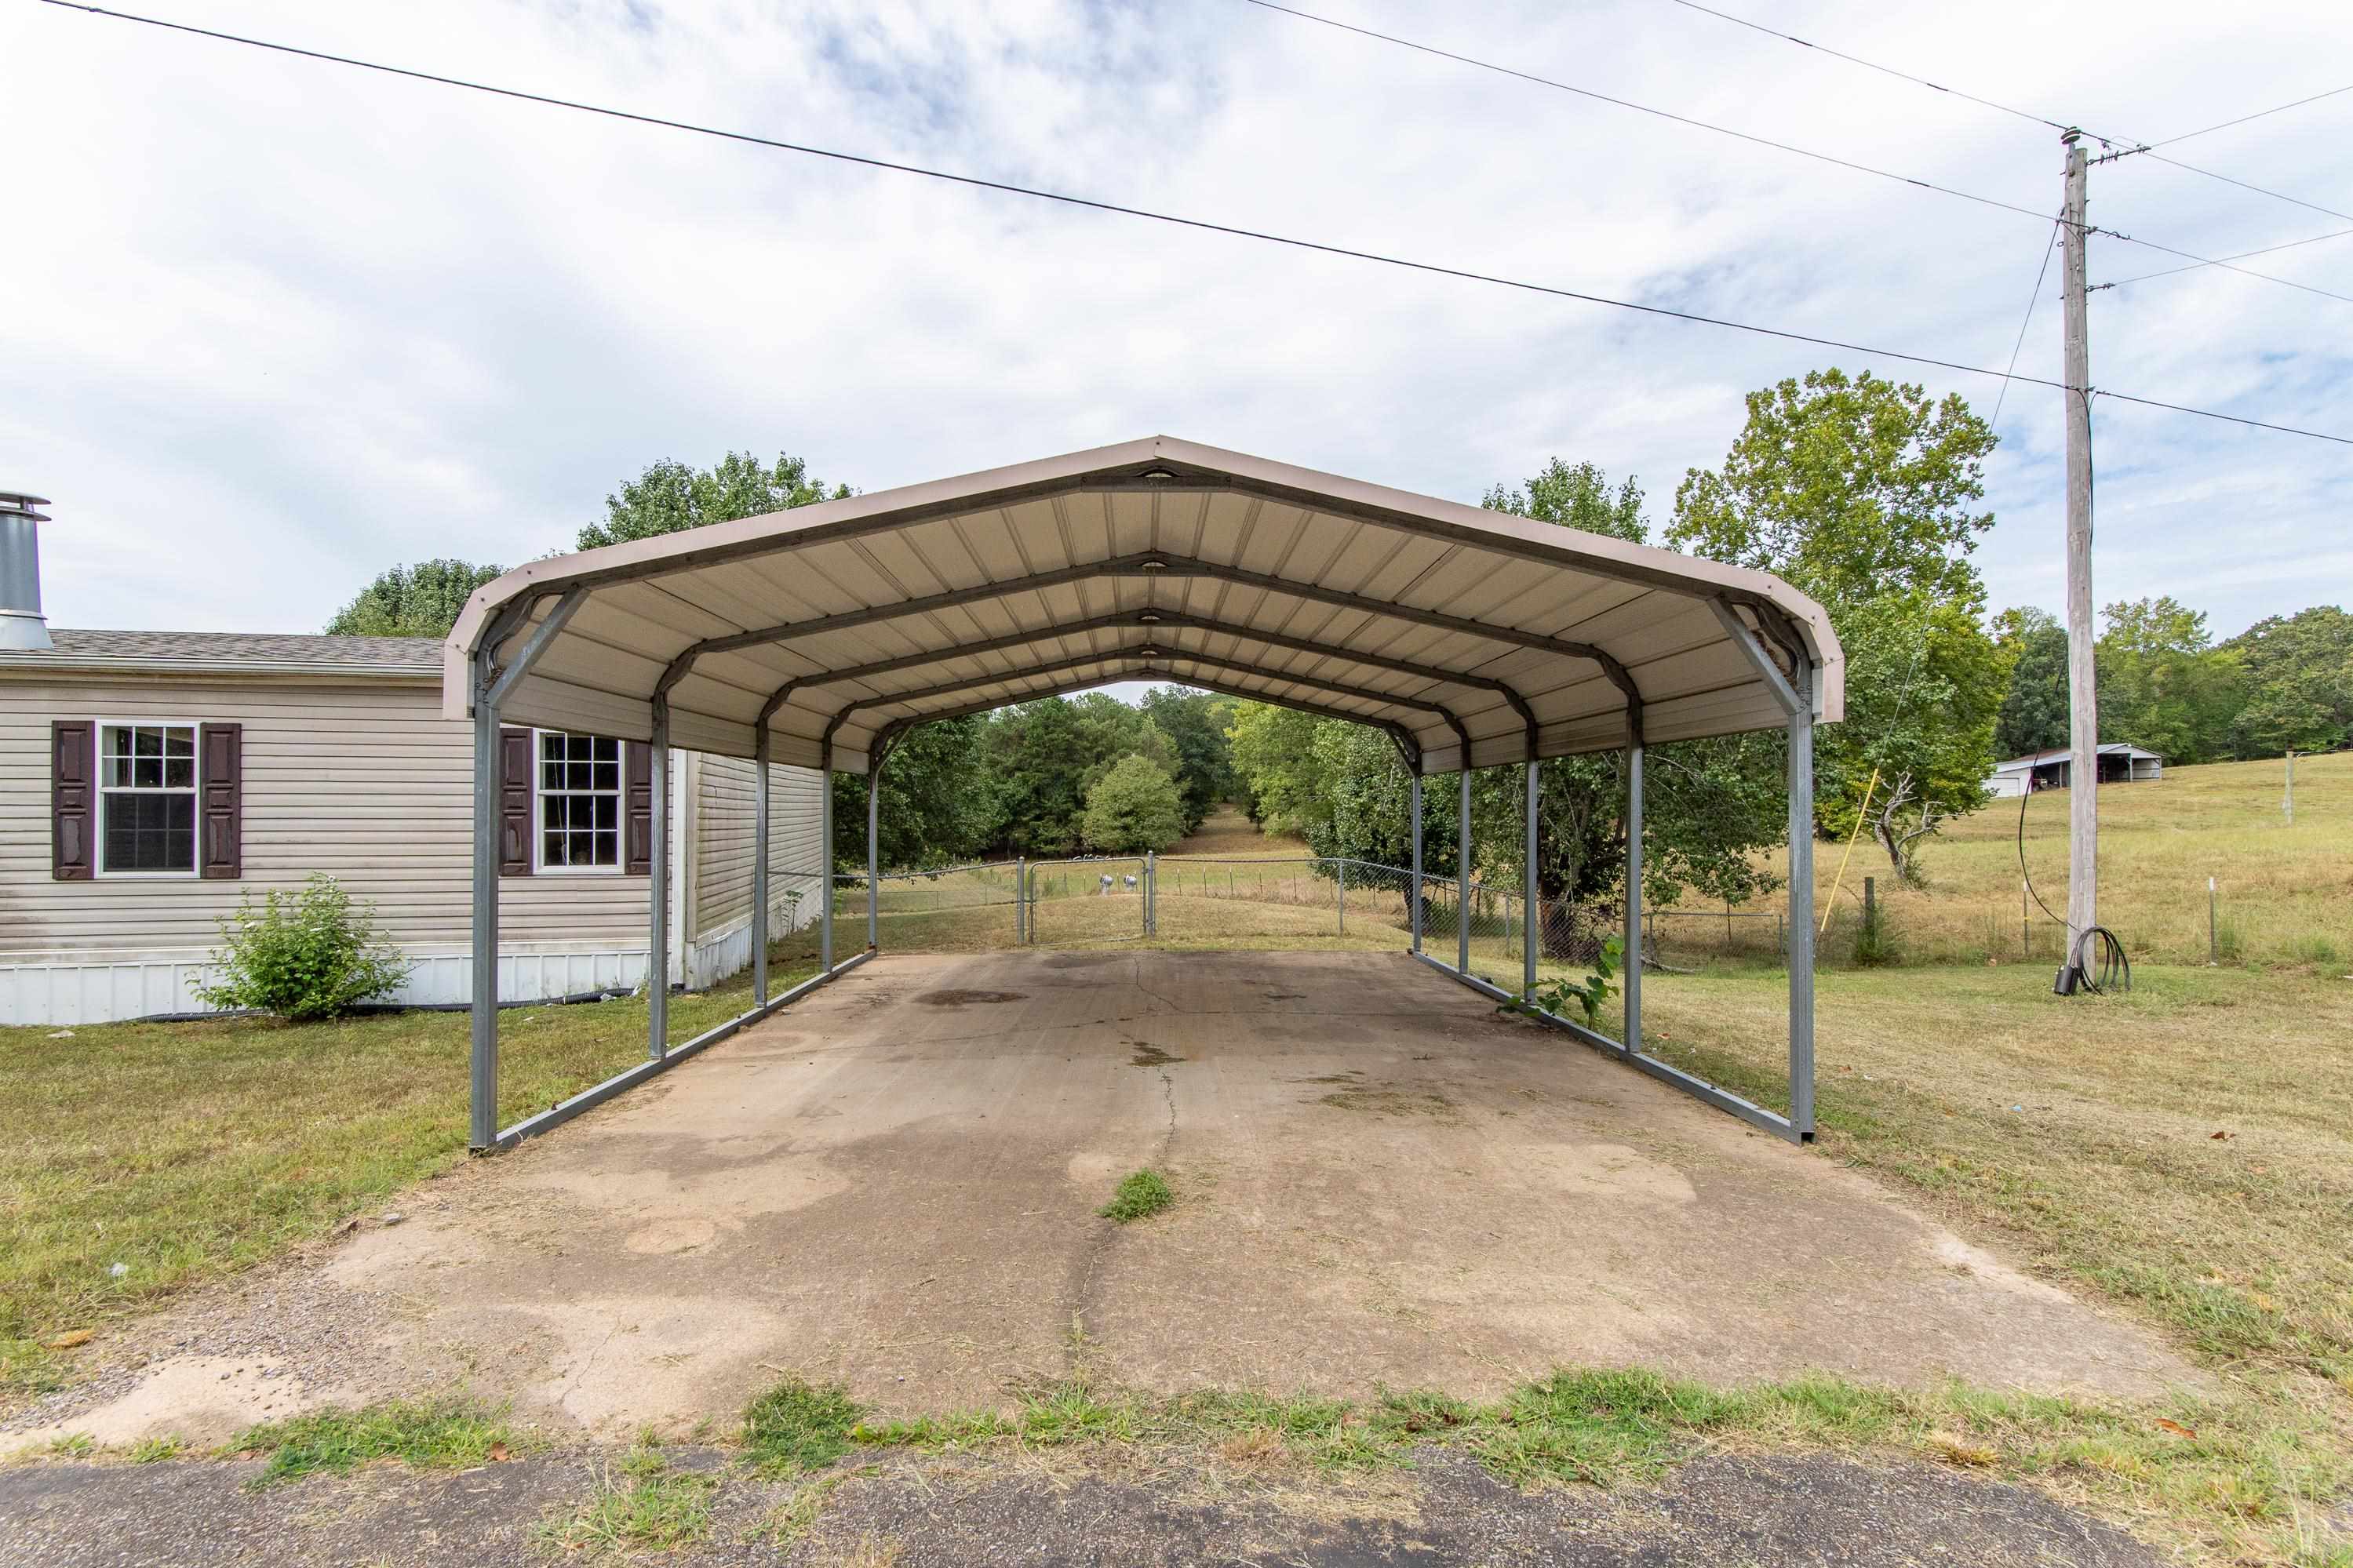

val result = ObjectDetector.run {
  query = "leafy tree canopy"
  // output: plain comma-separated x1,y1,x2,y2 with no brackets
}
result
581,449,849,550
1670,368,2002,879
1481,458,1646,542
325,558,504,638
1081,754,1187,853
2223,605,2351,756
2096,596,2242,766
1666,368,1995,606
828,716,990,873
1991,606,2068,759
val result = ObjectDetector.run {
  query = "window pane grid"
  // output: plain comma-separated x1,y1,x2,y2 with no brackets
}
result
537,731,623,871
99,722,198,873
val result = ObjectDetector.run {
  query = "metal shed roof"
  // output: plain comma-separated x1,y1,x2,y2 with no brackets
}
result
443,436,1843,776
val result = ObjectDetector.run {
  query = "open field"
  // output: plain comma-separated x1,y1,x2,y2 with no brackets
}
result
0,959,817,1396
1757,751,2350,970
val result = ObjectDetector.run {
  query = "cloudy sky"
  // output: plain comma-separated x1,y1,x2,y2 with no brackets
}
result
8,0,2348,652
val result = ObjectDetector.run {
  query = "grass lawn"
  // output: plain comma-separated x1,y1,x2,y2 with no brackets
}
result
1714,750,2350,970
0,955,814,1396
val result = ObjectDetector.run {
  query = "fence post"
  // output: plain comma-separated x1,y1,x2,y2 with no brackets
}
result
1017,856,1027,944
1337,858,1346,936
1145,851,1156,937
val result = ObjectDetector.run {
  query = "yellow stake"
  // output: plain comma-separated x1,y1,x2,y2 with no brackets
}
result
1819,766,1881,937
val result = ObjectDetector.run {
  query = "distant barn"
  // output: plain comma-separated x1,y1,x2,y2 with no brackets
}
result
1986,743,2164,798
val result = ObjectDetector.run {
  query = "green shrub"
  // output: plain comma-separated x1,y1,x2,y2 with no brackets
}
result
195,874,411,1020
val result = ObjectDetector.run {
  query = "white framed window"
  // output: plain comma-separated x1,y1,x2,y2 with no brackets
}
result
97,720,199,876
534,729,623,873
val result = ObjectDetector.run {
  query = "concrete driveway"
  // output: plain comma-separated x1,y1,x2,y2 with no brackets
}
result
17,951,2188,1445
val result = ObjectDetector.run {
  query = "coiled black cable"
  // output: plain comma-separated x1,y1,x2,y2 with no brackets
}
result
2017,772,2132,994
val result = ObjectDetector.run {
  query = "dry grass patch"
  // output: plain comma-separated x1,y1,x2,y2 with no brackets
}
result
1713,751,2351,969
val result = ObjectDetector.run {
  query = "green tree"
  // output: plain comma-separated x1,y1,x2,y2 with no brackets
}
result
1992,606,2068,759
829,716,989,872
1138,687,1239,830
325,559,504,638
1667,368,1996,606
1481,458,1646,540
1669,367,2003,878
1080,754,1186,853
2096,597,2242,764
2223,605,2352,756
581,449,849,550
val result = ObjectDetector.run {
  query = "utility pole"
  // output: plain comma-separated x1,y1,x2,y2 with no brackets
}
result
2060,130,2099,959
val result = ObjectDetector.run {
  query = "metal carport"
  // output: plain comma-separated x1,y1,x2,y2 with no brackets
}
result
443,436,1843,1151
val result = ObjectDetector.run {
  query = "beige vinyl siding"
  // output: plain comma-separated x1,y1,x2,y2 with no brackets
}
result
691,754,825,941
0,671,650,957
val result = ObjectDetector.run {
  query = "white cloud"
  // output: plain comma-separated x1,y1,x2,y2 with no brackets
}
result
4,0,2347,646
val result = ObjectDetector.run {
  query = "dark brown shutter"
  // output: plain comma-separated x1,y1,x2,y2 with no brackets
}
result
500,726,535,877
624,741,653,875
199,722,242,879
51,720,95,881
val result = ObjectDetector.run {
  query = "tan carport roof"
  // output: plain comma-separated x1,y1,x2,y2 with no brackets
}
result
443,436,1842,775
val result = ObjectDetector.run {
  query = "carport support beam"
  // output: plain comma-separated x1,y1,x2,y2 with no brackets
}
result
1788,667,1816,1140
820,741,834,972
752,729,770,1006
1524,760,1540,999
468,664,501,1151
1623,743,1642,1059
648,697,669,1062
1457,765,1472,973
1408,773,1423,955
865,759,880,951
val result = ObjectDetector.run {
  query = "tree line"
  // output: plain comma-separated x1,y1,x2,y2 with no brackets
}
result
326,371,2346,899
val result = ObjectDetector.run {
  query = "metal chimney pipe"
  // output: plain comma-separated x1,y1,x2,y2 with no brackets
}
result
0,492,53,652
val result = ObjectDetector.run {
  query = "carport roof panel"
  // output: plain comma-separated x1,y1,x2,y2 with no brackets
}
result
443,436,1842,773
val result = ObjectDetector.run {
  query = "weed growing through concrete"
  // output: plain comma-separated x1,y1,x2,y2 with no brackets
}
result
741,1377,863,1475
232,1397,522,1486
1100,1169,1174,1223
127,1434,184,1464
779,1366,2349,1564
535,1444,716,1554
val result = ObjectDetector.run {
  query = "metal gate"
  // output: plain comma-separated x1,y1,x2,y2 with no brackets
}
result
1023,856,1147,946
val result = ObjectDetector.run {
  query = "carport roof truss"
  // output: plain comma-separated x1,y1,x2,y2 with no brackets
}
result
444,436,1842,773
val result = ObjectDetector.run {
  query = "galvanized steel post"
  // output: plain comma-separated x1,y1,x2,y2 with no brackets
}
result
1623,743,1643,1059
468,655,501,1150
1523,760,1540,1000
1336,857,1346,937
647,697,669,1062
752,728,770,1006
1787,664,1816,1139
1408,773,1423,955
819,741,834,973
1144,850,1156,936
1016,855,1027,944
865,760,880,951
1457,764,1472,973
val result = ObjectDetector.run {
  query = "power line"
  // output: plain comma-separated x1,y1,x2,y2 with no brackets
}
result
2153,82,2353,148
1665,0,2067,133
1666,0,2353,230
1233,0,2053,226
1241,1,2350,307
1990,218,2061,430
35,0,2353,448
2103,224,2353,291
